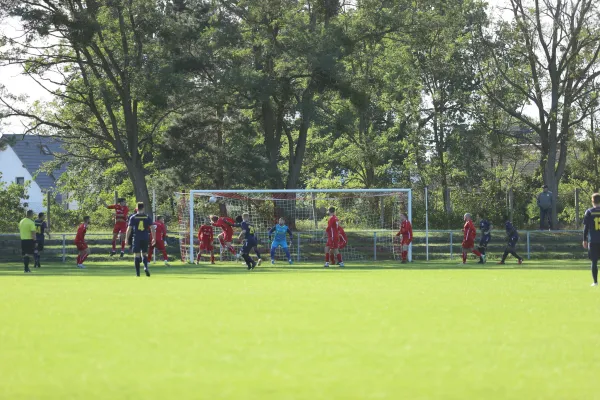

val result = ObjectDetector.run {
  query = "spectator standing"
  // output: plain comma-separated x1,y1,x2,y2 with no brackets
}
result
537,184,553,230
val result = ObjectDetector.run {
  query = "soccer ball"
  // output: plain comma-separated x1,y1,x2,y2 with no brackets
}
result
208,196,218,203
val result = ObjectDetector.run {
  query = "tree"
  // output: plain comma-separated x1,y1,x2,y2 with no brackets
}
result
0,0,181,206
480,0,600,227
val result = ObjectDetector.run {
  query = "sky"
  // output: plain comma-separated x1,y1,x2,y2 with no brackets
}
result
0,0,512,135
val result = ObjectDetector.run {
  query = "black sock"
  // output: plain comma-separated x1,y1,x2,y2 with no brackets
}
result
135,256,141,276
592,260,598,284
23,256,30,271
501,250,508,263
143,256,149,270
255,250,261,259
242,253,252,268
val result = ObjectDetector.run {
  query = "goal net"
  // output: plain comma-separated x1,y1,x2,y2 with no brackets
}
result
175,189,412,264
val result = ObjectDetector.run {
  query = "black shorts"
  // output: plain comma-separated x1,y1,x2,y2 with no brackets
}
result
133,238,149,253
242,238,258,254
589,243,600,262
37,239,45,251
21,239,35,256
479,234,491,248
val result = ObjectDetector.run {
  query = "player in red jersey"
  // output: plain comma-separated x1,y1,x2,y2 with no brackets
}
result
211,215,237,259
148,215,170,266
103,198,129,257
462,213,482,264
196,218,215,264
74,216,91,269
324,207,344,268
334,225,348,265
396,213,413,263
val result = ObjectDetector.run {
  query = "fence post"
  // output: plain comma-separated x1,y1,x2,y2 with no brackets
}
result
297,234,301,262
449,231,453,260
62,234,66,263
527,231,531,260
373,231,377,261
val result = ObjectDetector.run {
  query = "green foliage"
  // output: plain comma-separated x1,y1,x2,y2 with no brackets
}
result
0,177,29,232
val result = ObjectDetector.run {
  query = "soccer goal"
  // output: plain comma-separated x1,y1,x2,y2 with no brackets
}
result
175,189,412,263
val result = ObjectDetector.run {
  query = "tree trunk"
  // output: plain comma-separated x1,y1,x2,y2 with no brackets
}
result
125,159,150,208
286,81,315,190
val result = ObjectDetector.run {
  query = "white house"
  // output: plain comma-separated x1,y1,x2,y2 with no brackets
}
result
0,134,74,212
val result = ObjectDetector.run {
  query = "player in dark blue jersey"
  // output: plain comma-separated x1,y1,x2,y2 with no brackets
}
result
582,193,600,286
33,212,50,268
238,212,258,270
125,202,156,277
477,213,492,264
498,217,523,265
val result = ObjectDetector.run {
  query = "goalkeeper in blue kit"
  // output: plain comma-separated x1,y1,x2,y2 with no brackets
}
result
268,218,294,264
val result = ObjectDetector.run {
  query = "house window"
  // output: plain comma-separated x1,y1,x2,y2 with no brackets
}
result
16,177,25,185
40,145,52,155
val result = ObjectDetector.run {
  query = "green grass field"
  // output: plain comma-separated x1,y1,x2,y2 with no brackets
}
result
1,260,598,399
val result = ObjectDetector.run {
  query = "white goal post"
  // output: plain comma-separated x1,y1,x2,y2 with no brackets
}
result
176,189,412,264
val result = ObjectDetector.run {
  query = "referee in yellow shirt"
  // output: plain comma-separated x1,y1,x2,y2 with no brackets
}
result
19,210,37,273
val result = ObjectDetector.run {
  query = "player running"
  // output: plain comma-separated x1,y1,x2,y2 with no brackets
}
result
211,215,237,259
582,193,600,286
462,213,483,264
74,216,91,269
103,198,129,258
148,215,169,266
33,212,50,268
396,213,412,264
477,213,492,264
238,213,258,270
268,217,293,265
196,218,215,264
126,202,156,277
497,217,523,265
324,207,344,268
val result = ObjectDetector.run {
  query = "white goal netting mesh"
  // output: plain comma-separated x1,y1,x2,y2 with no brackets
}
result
175,190,411,263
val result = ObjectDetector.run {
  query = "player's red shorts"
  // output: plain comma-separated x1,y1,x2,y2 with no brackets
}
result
326,238,339,249
75,242,88,251
152,240,166,251
113,221,127,234
200,240,214,252
338,240,347,250
462,240,475,249
401,237,412,246
218,231,233,243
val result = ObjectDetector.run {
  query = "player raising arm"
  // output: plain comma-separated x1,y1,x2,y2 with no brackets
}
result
268,218,293,265
583,193,600,286
149,215,170,266
74,216,91,269
126,202,156,277
196,218,215,264
461,214,482,264
324,207,344,268
103,198,129,257
396,213,412,264
211,215,237,259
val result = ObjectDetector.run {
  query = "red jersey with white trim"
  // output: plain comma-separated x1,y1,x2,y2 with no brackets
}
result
107,204,129,223
213,217,234,236
397,220,413,240
326,215,339,241
154,221,167,242
463,220,476,241
198,224,214,242
75,223,87,244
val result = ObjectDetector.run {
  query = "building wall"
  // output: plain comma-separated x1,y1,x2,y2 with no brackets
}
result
0,145,45,212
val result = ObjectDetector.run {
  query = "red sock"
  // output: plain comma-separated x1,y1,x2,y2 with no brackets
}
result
197,253,201,262
210,254,215,263
219,237,225,248
121,240,126,251
148,248,153,262
76,255,81,264
462,252,467,263
228,245,236,255
337,253,342,263
111,240,116,251
472,250,482,257
81,253,89,263
162,250,168,261
325,253,330,263
402,251,407,261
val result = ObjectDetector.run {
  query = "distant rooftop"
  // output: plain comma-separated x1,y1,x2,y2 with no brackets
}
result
0,134,68,191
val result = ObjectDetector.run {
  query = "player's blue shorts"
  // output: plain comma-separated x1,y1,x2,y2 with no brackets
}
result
506,235,519,250
271,240,288,249
133,238,149,253
242,238,258,254
479,234,491,248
